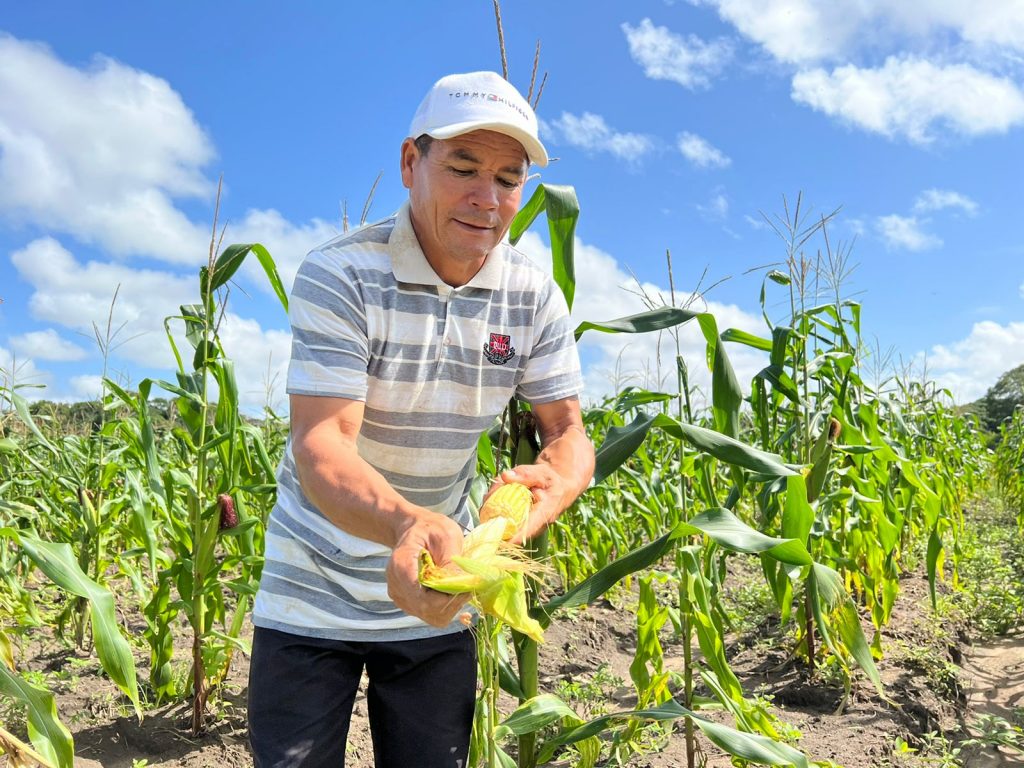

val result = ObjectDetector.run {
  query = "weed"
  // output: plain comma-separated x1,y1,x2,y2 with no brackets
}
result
963,713,1024,753
949,499,1024,638
554,662,623,718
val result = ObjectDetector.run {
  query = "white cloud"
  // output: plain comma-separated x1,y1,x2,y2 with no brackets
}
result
698,192,729,220
69,374,104,401
9,237,290,411
9,328,88,362
677,132,732,168
514,230,765,404
847,218,867,237
698,1,1024,64
542,112,654,162
229,208,340,294
791,56,1024,143
698,0,854,64
925,320,1024,403
621,18,733,89
216,314,292,413
912,188,979,215
0,35,214,264
877,214,941,251
10,237,195,368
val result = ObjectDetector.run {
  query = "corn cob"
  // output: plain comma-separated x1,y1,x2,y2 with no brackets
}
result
478,482,533,541
418,516,546,642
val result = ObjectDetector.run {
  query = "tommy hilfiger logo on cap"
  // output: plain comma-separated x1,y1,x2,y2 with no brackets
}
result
447,90,530,121
483,332,515,365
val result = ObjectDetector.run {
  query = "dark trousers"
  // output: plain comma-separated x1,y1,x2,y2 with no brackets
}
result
248,626,477,768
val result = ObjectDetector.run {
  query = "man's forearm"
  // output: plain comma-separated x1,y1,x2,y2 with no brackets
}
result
291,428,431,548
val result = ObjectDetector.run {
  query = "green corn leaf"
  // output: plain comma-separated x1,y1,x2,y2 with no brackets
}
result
769,326,793,367
497,655,525,700
207,243,250,292
179,304,207,350
192,339,219,369
2,529,142,718
542,698,810,767
683,508,813,566
594,411,797,478
11,392,56,454
651,413,798,477
720,328,772,352
574,306,700,342
754,364,802,406
250,243,290,312
834,596,883,695
202,243,288,313
592,416,652,485
509,184,579,310
0,663,74,768
493,693,580,738
697,314,742,439
535,525,685,625
781,474,813,545
476,429,496,477
613,388,674,411
926,527,943,610
809,563,882,694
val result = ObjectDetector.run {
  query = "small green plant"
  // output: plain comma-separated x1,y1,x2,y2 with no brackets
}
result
963,713,1024,753
898,643,961,702
947,500,1024,637
554,663,624,718
914,731,965,767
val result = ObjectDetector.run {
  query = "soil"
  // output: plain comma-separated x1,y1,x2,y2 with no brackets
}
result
2,566,1021,767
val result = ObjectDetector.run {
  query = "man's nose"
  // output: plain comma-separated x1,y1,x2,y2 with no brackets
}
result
467,176,499,209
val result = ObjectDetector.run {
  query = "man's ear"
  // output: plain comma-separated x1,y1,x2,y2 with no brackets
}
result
399,138,418,190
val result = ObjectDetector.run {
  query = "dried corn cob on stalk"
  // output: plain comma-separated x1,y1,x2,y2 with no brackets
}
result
418,516,546,642
478,482,533,541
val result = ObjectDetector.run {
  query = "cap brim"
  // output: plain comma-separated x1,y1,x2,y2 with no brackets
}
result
426,120,549,167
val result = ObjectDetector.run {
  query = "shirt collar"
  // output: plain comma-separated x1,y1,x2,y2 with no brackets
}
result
389,201,505,291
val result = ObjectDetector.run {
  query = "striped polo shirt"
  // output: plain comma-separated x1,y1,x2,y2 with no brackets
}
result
252,201,583,640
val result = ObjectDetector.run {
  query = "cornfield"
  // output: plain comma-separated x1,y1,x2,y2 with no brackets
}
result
0,186,1017,768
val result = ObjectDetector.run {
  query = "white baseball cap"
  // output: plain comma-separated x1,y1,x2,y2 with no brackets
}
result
409,71,549,167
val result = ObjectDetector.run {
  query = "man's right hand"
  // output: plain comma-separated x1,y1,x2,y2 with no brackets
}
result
386,511,469,627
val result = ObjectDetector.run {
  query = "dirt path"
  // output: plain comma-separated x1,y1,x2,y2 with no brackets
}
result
961,629,1024,767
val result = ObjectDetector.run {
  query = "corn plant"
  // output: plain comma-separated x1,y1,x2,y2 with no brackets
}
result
133,237,287,734
995,407,1024,531
0,392,143,768
459,185,874,768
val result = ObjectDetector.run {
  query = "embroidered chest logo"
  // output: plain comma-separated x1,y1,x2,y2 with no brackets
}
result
483,332,515,365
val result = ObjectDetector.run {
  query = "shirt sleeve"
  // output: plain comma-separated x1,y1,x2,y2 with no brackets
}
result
516,279,584,404
285,249,370,400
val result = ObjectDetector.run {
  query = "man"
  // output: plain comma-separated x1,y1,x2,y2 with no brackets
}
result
248,71,594,768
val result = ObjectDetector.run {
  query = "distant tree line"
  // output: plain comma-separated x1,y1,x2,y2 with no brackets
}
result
967,362,1024,433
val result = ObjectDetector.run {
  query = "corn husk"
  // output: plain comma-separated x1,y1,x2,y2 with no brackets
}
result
418,518,546,642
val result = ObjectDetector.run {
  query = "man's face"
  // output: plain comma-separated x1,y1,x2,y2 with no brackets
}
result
401,130,528,285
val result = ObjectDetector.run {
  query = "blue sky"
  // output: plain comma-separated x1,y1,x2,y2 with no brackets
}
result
1,1,1022,412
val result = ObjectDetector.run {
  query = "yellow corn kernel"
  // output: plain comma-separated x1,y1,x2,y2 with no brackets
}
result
479,482,533,540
